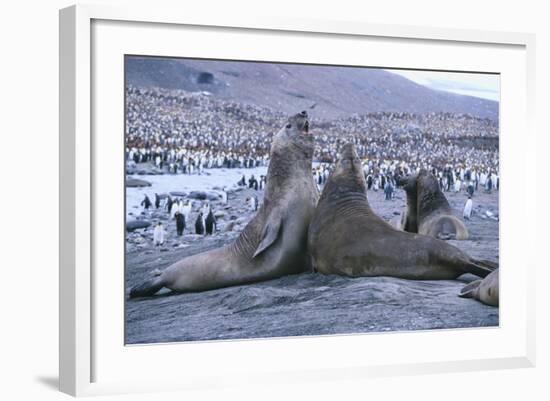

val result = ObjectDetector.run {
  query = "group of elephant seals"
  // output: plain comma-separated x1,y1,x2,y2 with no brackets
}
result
459,269,499,306
129,111,319,297
130,115,497,305
396,169,469,240
307,143,496,280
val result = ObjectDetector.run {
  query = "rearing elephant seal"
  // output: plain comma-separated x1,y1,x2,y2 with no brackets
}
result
459,269,499,306
397,169,469,240
130,111,319,297
307,143,496,280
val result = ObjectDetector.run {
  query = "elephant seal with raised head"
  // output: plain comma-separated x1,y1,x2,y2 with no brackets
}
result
397,169,469,240
459,269,499,306
130,111,318,297
307,143,496,280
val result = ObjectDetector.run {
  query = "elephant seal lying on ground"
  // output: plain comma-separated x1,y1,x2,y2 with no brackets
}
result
397,169,469,240
459,269,499,306
307,143,496,280
130,111,319,297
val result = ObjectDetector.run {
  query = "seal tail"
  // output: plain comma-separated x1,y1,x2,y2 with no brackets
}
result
461,258,498,278
129,277,165,298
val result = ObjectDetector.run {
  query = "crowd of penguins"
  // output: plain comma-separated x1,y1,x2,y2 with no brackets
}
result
125,85,499,177
127,85,499,247
139,159,498,247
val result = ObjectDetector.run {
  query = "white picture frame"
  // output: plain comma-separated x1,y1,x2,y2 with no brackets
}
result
59,3,536,397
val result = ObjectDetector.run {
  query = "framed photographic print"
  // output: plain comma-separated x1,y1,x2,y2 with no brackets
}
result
59,4,536,397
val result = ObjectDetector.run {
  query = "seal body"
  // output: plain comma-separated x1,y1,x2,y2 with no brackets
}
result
130,112,318,297
459,269,499,306
308,143,496,280
399,170,469,240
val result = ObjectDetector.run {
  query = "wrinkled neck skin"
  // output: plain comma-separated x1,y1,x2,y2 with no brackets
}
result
266,143,313,194
417,176,452,220
318,168,374,222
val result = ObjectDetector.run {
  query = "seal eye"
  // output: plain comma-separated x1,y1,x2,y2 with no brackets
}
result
286,124,292,129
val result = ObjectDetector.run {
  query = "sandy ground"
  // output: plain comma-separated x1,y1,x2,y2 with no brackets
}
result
125,177,499,344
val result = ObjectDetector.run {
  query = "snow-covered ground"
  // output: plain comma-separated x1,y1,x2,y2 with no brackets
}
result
126,166,268,216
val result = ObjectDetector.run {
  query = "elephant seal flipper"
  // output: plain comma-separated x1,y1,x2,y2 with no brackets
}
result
463,258,497,278
252,213,283,258
459,280,482,298
129,276,165,298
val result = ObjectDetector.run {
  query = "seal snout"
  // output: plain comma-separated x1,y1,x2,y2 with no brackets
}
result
294,111,311,135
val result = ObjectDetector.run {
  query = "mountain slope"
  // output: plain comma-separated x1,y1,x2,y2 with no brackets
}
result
126,56,498,120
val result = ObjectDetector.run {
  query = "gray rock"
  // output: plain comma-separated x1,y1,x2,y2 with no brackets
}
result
126,220,151,232
126,178,152,188
188,190,222,201
188,191,208,200
223,221,236,232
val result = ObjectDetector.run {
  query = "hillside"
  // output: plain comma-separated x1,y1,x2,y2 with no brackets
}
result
125,56,498,121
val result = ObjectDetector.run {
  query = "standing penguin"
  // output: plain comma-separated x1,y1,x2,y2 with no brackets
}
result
154,193,161,209
175,211,186,236
467,182,475,197
367,175,373,190
141,194,152,210
205,209,216,235
165,196,173,214
220,187,228,205
463,196,473,220
153,222,165,246
486,175,493,193
181,200,192,223
170,199,179,219
195,212,205,235
238,175,246,186
454,178,462,193
246,196,258,212
201,202,211,217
